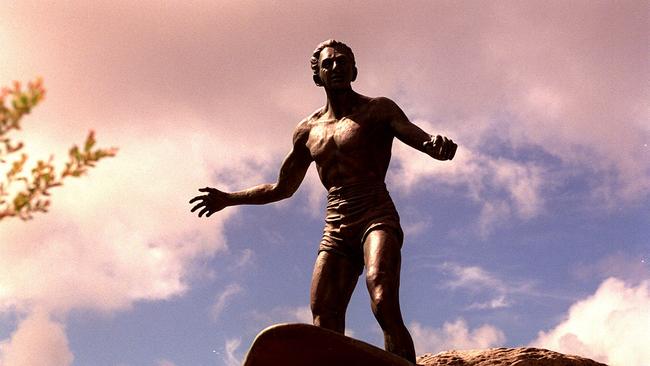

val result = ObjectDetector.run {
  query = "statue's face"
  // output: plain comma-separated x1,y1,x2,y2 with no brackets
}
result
317,47,356,89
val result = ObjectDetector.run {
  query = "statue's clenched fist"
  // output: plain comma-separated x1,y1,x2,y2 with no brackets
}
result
423,135,457,161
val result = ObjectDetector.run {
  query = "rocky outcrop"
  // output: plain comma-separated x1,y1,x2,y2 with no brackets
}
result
417,347,607,366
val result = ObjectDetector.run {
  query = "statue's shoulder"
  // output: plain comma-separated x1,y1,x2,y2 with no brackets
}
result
292,107,324,144
367,96,398,110
365,97,401,123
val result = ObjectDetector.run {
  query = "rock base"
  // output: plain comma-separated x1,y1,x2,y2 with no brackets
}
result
417,347,608,366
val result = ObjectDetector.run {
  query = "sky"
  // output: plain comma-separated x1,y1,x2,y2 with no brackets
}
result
0,1,648,365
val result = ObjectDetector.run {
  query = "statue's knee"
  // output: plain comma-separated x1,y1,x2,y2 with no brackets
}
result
365,268,386,288
367,282,400,321
369,292,391,316
366,272,397,304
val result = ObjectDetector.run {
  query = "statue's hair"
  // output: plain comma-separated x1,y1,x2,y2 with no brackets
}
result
310,39,356,86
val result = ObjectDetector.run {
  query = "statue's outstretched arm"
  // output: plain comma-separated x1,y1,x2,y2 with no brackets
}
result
381,97,457,161
190,126,312,218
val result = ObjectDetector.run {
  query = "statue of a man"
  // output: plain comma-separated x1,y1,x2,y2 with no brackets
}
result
190,39,456,362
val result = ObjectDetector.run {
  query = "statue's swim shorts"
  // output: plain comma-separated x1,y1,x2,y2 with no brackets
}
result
318,180,403,270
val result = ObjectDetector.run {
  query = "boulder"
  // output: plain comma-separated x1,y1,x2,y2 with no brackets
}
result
417,347,608,366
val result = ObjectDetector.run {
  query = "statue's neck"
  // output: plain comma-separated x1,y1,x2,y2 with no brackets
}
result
324,88,359,119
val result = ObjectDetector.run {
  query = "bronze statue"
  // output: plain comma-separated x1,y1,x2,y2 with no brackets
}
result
190,39,457,363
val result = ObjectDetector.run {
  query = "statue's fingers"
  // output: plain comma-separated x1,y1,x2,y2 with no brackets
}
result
198,207,211,217
199,187,215,193
448,142,457,160
434,135,443,148
443,137,451,158
189,195,207,204
442,139,452,160
206,210,217,217
433,135,444,156
191,202,206,213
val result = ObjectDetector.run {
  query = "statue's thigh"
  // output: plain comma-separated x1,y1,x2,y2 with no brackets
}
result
363,228,402,283
310,251,360,310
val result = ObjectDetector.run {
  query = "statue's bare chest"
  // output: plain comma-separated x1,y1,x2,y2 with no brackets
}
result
307,117,372,161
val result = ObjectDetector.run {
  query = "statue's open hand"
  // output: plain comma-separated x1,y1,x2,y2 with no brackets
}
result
423,135,457,161
189,187,229,217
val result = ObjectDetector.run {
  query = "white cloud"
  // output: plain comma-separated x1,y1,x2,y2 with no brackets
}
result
0,121,269,362
211,283,244,321
230,248,255,271
572,253,650,285
250,305,313,325
0,310,73,366
441,262,508,293
466,296,510,311
0,125,253,315
438,262,537,310
223,338,242,366
285,306,313,324
532,278,650,366
389,135,545,235
410,318,506,355
401,218,432,238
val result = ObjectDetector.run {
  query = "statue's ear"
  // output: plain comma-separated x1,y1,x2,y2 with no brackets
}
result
351,66,358,82
313,74,323,86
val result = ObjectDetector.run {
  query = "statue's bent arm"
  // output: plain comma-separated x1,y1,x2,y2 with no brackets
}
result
381,97,457,161
189,124,312,217
224,125,312,205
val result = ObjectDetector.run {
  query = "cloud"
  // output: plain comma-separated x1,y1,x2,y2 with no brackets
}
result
441,262,509,293
3,1,646,211
284,306,313,324
0,120,264,362
223,338,242,366
571,252,650,285
466,296,510,311
0,124,254,315
410,319,506,355
0,310,73,366
438,262,534,310
1,3,645,316
388,1,649,204
389,133,546,235
250,305,313,326
531,278,650,366
211,283,244,321
229,248,256,271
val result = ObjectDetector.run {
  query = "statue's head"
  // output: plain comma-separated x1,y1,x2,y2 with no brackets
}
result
310,39,357,87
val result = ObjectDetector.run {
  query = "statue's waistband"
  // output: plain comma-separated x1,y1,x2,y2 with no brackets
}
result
327,180,388,200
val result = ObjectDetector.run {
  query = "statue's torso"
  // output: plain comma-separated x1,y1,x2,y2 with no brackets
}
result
304,97,394,189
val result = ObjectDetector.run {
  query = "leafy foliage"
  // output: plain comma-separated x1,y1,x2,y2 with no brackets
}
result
0,78,118,220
